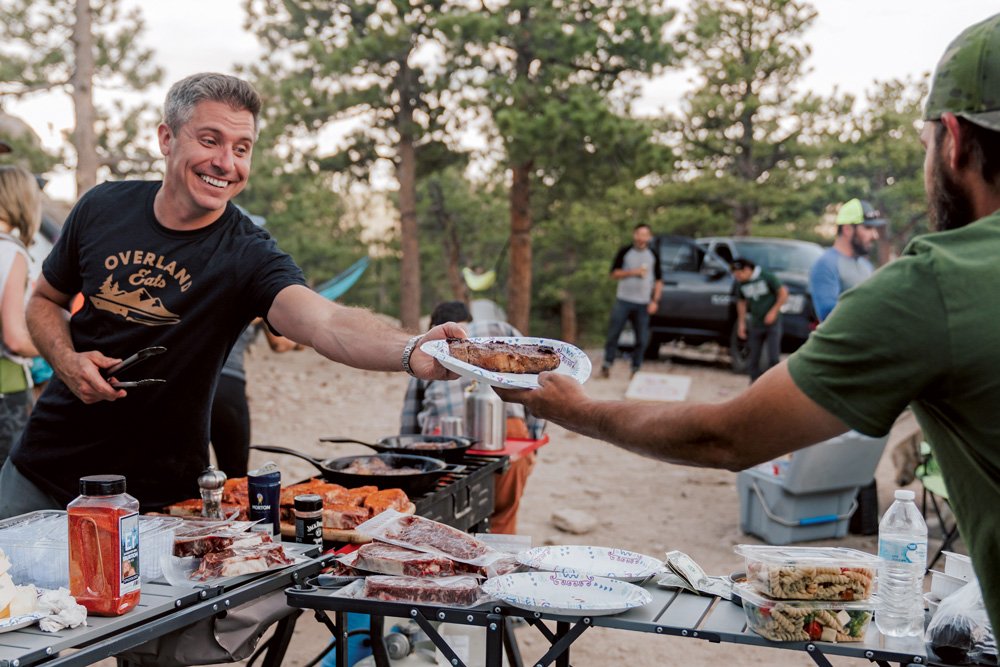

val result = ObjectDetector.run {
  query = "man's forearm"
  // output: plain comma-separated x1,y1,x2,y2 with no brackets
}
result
26,294,75,375
306,303,412,372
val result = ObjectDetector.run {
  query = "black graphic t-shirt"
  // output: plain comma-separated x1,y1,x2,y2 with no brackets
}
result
12,181,305,510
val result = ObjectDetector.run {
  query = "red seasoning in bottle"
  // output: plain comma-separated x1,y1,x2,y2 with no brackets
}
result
68,475,141,616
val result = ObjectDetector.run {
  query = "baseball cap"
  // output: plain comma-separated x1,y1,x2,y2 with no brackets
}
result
836,199,887,227
923,13,1000,131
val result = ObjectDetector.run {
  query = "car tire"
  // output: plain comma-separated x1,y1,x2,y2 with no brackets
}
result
729,322,750,374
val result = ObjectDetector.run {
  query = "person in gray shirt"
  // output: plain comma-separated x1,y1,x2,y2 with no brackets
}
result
601,223,663,378
809,198,887,321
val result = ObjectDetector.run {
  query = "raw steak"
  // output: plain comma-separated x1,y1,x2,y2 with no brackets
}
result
363,489,411,514
382,515,489,561
192,542,293,581
354,543,457,577
447,338,560,374
362,575,481,606
323,504,372,530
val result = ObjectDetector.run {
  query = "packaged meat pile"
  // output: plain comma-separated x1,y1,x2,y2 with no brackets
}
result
165,519,296,584
332,510,521,607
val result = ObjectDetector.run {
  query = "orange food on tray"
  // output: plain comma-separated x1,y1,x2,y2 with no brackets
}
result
165,477,411,533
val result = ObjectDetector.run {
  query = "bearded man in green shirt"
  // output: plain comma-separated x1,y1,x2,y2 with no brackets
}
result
499,13,1000,630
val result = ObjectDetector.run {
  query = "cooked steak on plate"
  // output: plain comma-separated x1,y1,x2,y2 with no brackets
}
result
447,338,560,374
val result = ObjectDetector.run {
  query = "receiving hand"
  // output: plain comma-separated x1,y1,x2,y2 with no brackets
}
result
59,350,127,404
496,372,588,427
408,322,467,380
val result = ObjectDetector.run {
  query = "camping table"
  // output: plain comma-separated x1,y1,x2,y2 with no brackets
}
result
286,577,928,667
0,544,333,667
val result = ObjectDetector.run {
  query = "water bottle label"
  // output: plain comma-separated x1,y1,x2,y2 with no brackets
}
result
878,538,927,564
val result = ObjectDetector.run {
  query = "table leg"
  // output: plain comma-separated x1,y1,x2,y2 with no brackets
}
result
503,618,524,667
485,613,504,667
370,615,390,667
336,611,349,667
555,621,570,667
260,610,301,667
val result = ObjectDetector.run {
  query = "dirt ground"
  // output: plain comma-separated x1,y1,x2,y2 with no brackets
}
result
228,341,942,667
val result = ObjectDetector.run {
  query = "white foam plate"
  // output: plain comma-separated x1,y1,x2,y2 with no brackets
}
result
421,337,592,389
0,612,47,633
481,572,652,616
517,546,664,583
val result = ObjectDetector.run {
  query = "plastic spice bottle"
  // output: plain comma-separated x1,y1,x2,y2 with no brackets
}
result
68,474,141,616
294,494,323,546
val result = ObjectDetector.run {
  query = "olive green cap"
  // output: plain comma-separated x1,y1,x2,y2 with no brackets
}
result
924,13,1000,131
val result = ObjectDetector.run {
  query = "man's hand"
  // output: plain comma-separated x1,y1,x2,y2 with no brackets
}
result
647,301,659,315
408,322,467,380
764,310,778,326
496,372,588,428
58,350,127,404
737,323,747,340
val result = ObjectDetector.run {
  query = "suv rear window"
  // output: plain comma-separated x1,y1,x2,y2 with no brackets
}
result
731,241,822,274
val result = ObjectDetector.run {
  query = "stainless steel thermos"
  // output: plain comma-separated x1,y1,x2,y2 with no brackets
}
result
464,381,506,451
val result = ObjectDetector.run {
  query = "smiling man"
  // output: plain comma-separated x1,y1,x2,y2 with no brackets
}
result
0,73,463,516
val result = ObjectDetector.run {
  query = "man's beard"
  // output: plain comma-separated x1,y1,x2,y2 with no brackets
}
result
929,159,976,231
850,233,869,257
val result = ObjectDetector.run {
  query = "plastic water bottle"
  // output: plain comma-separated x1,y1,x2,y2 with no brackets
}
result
875,489,928,637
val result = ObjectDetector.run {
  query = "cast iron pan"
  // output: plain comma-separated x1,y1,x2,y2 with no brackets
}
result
320,434,476,464
249,445,461,496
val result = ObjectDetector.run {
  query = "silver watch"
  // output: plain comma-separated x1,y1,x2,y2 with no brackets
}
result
401,334,423,377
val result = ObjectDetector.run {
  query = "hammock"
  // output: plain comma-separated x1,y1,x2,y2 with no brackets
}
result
315,257,370,301
462,267,497,292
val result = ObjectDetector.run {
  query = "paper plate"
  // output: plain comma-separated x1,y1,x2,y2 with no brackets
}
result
481,572,652,616
517,546,664,583
421,337,592,389
0,612,47,634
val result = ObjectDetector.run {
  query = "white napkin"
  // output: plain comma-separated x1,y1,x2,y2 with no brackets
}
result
37,588,87,632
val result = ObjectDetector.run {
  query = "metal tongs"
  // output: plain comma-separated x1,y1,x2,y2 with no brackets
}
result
101,346,167,389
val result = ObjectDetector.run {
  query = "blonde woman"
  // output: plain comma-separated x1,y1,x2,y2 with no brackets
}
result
0,166,41,465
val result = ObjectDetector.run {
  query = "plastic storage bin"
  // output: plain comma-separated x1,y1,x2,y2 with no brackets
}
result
735,583,875,642
735,545,878,600
737,466,859,544
0,510,181,588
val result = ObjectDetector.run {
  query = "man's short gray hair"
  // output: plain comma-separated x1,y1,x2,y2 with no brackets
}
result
164,73,261,135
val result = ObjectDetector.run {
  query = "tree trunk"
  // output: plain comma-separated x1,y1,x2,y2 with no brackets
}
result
560,290,577,345
395,62,421,331
507,161,533,334
733,201,754,237
71,0,98,198
428,180,467,304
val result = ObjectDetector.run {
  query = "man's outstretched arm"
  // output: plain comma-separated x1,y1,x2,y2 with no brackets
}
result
497,361,849,471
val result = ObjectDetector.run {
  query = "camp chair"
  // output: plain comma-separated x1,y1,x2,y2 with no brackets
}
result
916,441,960,571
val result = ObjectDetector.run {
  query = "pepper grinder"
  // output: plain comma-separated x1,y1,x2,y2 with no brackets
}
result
198,465,227,519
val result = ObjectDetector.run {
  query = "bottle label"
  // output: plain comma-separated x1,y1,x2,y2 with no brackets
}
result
878,537,927,565
119,512,141,594
296,517,323,546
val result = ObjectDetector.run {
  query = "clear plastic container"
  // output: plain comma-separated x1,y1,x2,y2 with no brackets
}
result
735,583,875,643
735,544,879,601
68,475,141,616
0,511,180,588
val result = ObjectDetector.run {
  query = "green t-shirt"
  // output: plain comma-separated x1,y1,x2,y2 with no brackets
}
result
788,209,1000,631
736,267,783,325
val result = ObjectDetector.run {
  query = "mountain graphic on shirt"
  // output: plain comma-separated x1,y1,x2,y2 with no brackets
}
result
89,275,180,326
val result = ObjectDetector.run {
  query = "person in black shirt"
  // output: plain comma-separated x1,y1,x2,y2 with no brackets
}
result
0,73,462,516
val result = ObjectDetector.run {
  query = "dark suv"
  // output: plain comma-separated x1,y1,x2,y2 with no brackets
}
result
641,235,823,372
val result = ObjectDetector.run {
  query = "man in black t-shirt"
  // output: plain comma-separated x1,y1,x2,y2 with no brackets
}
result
0,73,463,516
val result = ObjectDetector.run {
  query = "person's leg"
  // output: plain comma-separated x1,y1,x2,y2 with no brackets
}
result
210,375,251,478
763,319,783,373
747,324,766,382
602,299,631,374
0,459,62,519
0,391,31,470
630,304,651,373
489,452,537,534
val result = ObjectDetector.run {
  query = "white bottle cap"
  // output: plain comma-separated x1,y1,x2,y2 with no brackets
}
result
894,489,915,501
